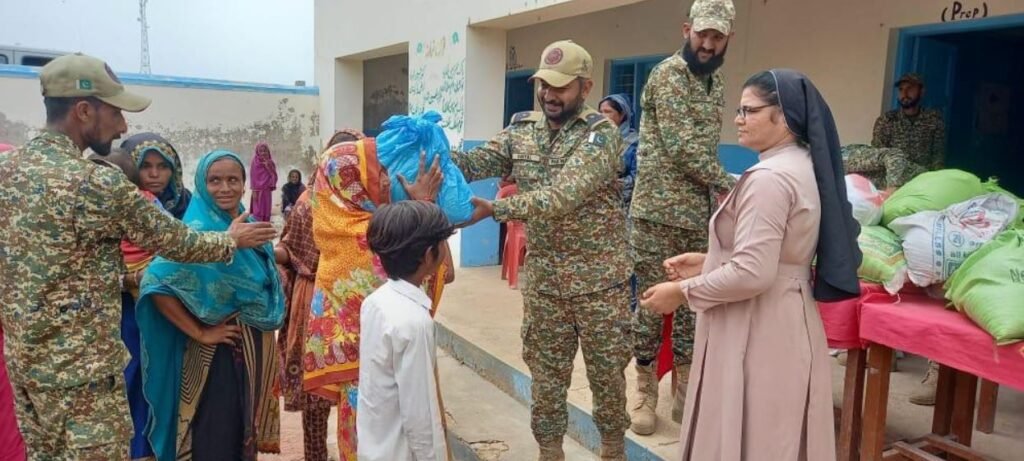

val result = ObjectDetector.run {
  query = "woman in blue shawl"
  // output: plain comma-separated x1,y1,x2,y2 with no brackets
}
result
119,132,194,460
136,150,285,461
599,93,640,209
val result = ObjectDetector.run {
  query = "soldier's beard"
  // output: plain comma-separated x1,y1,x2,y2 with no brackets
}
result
682,39,727,76
541,95,585,127
899,97,921,110
84,123,113,155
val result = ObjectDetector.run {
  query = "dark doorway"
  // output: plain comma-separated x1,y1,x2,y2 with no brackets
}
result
895,15,1024,195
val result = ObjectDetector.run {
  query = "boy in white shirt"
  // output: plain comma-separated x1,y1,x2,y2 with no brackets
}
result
357,201,455,461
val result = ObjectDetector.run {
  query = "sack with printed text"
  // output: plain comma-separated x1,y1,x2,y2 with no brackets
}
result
888,193,1019,287
944,230,1024,345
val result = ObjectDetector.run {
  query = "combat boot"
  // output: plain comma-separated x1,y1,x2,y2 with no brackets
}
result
629,361,658,435
599,435,626,460
909,361,940,406
538,439,564,461
671,364,690,423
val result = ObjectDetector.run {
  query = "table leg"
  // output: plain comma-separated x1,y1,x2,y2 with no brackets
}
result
975,379,998,434
860,345,894,461
931,364,957,436
838,348,866,461
950,370,978,449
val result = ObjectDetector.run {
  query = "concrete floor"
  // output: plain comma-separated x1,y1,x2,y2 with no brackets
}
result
435,266,1024,460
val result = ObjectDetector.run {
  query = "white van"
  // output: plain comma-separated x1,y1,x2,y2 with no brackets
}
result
0,46,66,67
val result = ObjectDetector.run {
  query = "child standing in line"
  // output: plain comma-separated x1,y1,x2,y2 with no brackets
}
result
357,201,455,461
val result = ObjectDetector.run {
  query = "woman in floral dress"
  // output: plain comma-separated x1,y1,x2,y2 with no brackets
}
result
302,138,443,460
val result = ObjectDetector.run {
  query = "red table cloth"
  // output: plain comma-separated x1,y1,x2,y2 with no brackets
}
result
817,282,892,349
859,292,1024,391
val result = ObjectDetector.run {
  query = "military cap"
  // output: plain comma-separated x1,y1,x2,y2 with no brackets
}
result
530,40,593,88
40,53,151,112
895,72,925,88
690,0,736,35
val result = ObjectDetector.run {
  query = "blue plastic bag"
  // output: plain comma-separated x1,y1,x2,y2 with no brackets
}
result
376,110,474,224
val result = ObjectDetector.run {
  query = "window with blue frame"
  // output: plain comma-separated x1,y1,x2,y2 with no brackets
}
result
606,55,670,129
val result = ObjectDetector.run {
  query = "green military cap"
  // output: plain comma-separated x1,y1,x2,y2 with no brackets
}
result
690,0,736,35
39,53,151,112
895,72,925,88
530,40,593,88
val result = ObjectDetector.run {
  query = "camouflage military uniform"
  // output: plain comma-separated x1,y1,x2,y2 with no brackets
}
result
0,131,236,460
454,107,633,443
629,52,734,366
842,144,926,189
871,108,946,171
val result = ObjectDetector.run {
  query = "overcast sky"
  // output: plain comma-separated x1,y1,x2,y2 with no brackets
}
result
0,0,314,85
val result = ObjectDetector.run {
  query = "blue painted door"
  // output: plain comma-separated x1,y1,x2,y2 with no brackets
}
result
904,37,958,125
459,177,500,267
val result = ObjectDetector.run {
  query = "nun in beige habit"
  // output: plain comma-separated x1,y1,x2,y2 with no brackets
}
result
640,69,862,461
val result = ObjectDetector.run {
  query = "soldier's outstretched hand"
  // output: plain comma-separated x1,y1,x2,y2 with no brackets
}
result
228,212,278,248
399,151,443,201
457,196,494,228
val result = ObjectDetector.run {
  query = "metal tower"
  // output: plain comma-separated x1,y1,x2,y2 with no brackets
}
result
139,0,151,74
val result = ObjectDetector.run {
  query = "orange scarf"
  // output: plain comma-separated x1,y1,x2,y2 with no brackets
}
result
304,140,387,399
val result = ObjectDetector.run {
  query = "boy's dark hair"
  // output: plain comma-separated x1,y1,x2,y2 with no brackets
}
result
368,201,455,281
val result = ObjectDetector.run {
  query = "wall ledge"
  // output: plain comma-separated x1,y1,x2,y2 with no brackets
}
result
0,64,319,95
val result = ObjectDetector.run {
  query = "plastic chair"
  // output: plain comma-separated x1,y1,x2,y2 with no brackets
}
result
497,184,527,289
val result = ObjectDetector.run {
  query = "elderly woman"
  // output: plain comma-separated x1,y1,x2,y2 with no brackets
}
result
137,150,285,461
641,69,861,461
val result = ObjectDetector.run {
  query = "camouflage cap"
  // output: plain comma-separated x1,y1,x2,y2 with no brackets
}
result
895,72,925,88
690,0,736,35
530,40,593,88
39,53,151,112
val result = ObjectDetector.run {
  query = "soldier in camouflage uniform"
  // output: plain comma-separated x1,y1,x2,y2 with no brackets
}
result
627,0,737,435
454,41,632,461
0,54,277,461
847,73,946,182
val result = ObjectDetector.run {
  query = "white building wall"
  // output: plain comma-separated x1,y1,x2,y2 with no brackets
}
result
505,0,1024,144
317,0,1024,146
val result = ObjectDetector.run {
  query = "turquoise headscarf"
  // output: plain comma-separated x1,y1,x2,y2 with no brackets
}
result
136,149,284,461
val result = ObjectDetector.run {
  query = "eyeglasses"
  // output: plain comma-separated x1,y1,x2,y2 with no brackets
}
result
736,104,776,119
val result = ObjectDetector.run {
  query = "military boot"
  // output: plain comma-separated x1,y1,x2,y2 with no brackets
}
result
671,364,690,423
629,361,658,435
537,439,564,461
599,435,626,461
909,361,940,406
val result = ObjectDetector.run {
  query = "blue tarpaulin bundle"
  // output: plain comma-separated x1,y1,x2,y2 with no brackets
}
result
376,110,474,224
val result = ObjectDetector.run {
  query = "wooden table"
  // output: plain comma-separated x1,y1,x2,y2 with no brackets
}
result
856,293,1024,461
818,283,878,461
